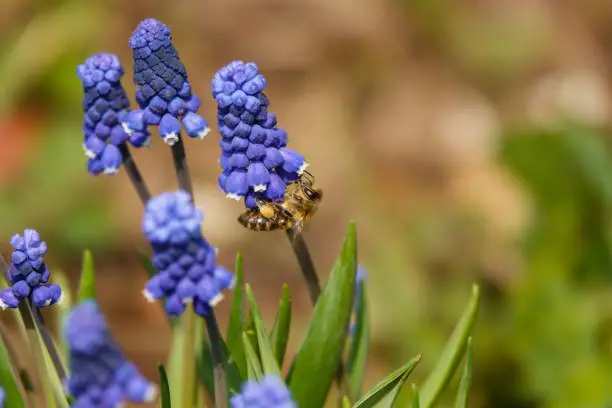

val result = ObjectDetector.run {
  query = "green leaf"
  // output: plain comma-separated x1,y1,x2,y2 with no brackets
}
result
197,334,244,398
269,284,292,367
52,269,72,362
348,282,369,401
227,253,246,378
342,395,352,408
77,250,95,301
454,337,473,408
245,284,282,376
288,221,358,408
419,284,480,408
0,330,26,408
158,363,172,408
411,384,420,408
137,251,157,278
243,332,263,381
354,354,422,408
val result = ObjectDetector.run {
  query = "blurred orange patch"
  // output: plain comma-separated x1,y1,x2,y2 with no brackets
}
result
0,109,41,186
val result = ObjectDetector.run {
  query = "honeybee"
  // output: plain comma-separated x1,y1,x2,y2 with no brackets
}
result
238,170,323,232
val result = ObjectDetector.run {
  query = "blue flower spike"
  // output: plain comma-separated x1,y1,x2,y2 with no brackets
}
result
77,53,151,176
212,61,309,208
0,387,4,408
64,301,157,407
0,229,62,310
126,18,210,146
230,375,297,408
142,191,235,317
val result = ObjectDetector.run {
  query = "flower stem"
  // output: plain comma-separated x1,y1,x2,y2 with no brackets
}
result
285,230,321,304
167,133,228,406
180,310,197,408
119,144,151,205
170,135,194,195
204,311,228,408
19,300,57,408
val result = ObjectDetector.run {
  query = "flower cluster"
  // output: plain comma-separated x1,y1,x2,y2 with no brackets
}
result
0,387,4,408
0,229,61,310
64,301,157,407
212,61,309,208
142,191,234,316
230,375,297,408
77,53,150,176
123,18,209,145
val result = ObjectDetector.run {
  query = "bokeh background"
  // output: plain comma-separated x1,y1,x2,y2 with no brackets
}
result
3,0,612,407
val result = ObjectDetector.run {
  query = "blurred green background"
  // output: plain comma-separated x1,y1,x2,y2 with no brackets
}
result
3,0,612,407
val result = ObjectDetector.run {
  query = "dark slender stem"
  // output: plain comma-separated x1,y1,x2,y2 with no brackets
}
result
119,144,151,205
285,229,321,304
167,132,227,406
32,305,66,380
170,135,193,195
205,312,228,408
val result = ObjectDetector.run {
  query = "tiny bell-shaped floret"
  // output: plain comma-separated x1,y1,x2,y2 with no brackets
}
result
0,229,62,310
142,191,235,317
77,53,151,176
64,301,157,407
230,375,297,408
212,61,309,208
125,18,210,145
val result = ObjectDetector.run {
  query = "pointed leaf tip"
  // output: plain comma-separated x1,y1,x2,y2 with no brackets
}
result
354,354,421,408
158,363,172,408
419,285,480,408
77,250,96,301
288,221,358,408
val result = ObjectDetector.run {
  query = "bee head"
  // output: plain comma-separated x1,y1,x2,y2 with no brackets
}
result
303,186,323,202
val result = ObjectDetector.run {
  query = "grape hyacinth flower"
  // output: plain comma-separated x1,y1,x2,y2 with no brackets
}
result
64,301,157,407
0,387,4,408
77,53,151,176
0,229,62,310
142,191,234,316
123,18,209,145
212,61,309,208
230,375,297,408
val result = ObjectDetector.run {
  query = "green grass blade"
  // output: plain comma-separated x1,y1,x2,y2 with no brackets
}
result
226,253,246,378
77,250,95,302
52,269,71,362
158,363,172,408
288,221,357,408
342,395,352,408
197,333,244,398
269,284,292,368
348,283,369,401
411,384,420,408
245,285,282,376
354,354,421,408
0,329,26,408
419,284,480,408
454,337,473,408
243,332,263,381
